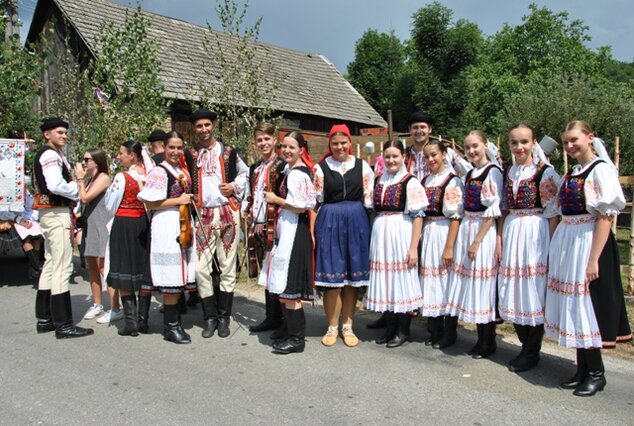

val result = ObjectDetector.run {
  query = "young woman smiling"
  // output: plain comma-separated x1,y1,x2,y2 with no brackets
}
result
445,131,503,359
497,124,560,372
545,121,631,396
365,140,427,348
138,131,196,344
261,131,317,354
419,140,464,349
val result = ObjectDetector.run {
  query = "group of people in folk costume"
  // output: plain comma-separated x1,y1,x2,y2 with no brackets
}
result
30,108,631,397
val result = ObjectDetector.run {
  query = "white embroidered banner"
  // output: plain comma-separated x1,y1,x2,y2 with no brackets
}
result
0,139,26,212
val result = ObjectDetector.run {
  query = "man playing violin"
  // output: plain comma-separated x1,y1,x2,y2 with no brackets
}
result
189,108,248,339
242,122,287,334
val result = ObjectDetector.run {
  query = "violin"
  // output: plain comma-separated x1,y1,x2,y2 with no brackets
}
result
264,204,276,251
177,176,193,248
246,196,260,278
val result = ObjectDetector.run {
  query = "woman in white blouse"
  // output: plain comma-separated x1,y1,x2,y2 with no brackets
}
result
445,131,503,359
545,120,632,396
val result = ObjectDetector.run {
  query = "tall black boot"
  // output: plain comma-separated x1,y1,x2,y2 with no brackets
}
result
473,322,497,359
376,312,398,345
509,323,530,366
270,304,288,342
26,249,42,279
509,324,543,372
468,324,484,355
217,291,234,338
433,315,458,349
250,290,283,332
425,317,437,346
51,292,94,339
367,312,388,329
573,349,606,396
426,316,444,346
35,289,54,333
187,290,200,307
137,295,151,334
178,294,188,314
387,313,411,348
163,303,191,344
560,349,588,389
272,307,305,354
201,295,219,338
118,295,138,336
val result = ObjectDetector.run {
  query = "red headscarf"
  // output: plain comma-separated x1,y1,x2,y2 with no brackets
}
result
318,124,353,163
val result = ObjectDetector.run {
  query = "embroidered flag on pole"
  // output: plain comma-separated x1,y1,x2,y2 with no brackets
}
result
0,139,26,212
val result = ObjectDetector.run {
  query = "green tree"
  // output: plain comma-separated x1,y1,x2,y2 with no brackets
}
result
195,0,276,157
90,4,166,153
0,17,47,137
408,1,482,135
347,29,404,119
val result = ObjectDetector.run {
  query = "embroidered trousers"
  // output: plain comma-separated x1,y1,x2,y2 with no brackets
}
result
38,208,74,295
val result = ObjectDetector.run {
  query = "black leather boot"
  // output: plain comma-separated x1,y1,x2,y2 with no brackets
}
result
250,290,283,332
272,307,305,354
163,304,191,344
201,295,219,338
376,312,397,345
187,290,200,307
508,323,530,367
270,305,288,341
473,323,497,359
425,316,444,346
26,249,43,279
433,315,458,349
51,292,94,339
509,324,543,372
217,291,234,338
367,312,388,329
118,295,139,336
573,349,606,396
387,313,411,348
560,349,588,389
35,289,55,333
137,295,151,334
178,294,188,314
468,324,484,355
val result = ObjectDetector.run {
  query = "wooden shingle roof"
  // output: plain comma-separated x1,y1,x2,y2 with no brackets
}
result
34,0,387,128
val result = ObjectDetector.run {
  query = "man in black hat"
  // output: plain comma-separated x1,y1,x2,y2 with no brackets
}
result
404,111,472,181
33,118,93,339
147,129,167,164
189,108,248,338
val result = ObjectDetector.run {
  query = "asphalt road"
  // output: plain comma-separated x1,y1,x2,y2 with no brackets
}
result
1,255,633,425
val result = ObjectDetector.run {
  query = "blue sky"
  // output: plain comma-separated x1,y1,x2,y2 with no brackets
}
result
17,0,634,73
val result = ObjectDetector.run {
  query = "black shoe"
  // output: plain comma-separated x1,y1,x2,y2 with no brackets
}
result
433,316,458,349
272,337,305,354
118,295,139,337
473,323,496,359
560,349,588,389
250,290,283,332
201,317,218,338
272,308,305,354
573,371,606,396
386,332,410,348
137,295,151,334
366,313,387,329
36,319,55,333
163,303,190,344
250,317,282,333
467,324,484,355
217,317,231,338
164,323,191,344
508,354,539,372
51,292,94,339
376,312,397,345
